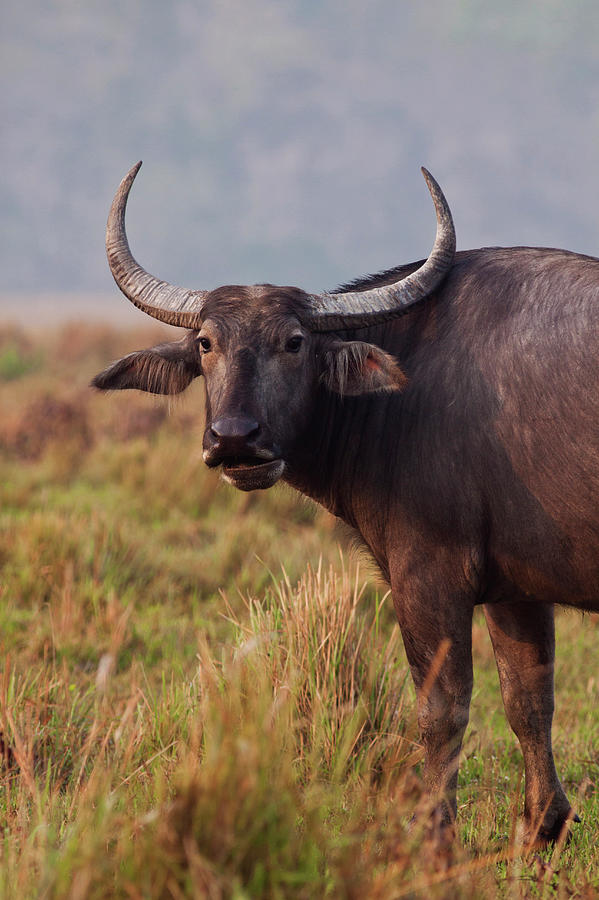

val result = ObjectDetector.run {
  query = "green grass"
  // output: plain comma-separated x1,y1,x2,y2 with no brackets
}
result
0,330,42,383
0,321,598,897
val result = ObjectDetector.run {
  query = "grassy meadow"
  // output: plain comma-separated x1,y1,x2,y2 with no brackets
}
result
0,320,598,898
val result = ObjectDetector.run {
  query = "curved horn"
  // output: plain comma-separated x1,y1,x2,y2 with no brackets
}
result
305,168,456,331
106,162,208,328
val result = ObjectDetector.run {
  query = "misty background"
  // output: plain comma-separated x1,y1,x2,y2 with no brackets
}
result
2,0,599,319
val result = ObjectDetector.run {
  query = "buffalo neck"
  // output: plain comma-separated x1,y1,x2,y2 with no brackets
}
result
283,316,425,572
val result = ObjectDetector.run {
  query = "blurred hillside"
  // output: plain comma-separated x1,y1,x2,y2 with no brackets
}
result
3,0,599,304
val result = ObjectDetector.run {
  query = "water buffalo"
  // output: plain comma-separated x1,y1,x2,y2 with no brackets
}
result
93,162,599,844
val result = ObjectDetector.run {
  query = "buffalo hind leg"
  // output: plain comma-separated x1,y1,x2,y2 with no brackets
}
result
484,600,575,845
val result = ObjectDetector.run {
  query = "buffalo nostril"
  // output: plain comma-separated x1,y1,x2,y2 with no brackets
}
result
211,416,260,440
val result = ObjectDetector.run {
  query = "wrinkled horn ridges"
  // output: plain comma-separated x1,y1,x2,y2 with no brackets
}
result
306,167,456,331
106,162,207,328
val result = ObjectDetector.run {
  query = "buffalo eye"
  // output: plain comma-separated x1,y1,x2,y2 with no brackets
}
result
198,337,212,352
285,335,304,353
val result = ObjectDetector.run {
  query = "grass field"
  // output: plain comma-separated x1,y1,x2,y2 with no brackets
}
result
0,321,598,898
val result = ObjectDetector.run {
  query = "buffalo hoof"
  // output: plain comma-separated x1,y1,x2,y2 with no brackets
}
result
524,810,581,848
409,798,458,852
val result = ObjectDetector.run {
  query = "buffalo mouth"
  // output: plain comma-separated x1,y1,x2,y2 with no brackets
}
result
221,457,285,492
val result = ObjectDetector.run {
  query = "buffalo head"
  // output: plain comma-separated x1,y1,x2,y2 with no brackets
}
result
92,163,455,491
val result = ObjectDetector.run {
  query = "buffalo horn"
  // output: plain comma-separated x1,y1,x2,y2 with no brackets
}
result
105,162,208,329
305,168,456,331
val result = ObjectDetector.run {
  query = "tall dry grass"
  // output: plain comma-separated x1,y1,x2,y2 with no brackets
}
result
0,562,489,899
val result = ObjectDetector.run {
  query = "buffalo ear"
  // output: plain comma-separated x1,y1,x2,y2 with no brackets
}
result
91,337,201,394
321,340,407,396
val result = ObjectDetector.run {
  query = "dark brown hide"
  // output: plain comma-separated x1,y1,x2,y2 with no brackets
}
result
94,240,599,845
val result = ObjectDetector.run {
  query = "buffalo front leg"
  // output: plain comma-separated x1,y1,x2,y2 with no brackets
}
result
392,569,474,834
484,600,574,845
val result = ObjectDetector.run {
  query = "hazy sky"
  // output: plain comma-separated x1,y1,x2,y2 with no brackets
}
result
3,0,599,298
